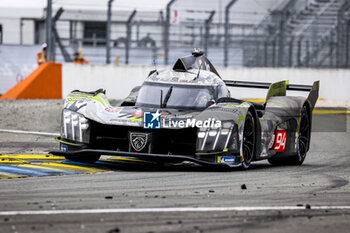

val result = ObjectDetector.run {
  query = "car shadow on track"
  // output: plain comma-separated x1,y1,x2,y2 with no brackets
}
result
78,159,319,173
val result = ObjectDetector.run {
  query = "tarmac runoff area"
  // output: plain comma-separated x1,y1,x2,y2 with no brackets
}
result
0,99,349,233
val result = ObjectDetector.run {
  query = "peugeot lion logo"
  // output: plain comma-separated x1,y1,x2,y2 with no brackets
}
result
130,133,148,152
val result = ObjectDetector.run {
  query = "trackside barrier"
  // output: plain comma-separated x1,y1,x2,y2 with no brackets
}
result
0,63,62,99
2,63,349,100
62,64,350,100
62,64,153,100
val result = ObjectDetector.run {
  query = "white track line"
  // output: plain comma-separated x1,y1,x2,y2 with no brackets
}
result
0,129,59,137
0,206,350,216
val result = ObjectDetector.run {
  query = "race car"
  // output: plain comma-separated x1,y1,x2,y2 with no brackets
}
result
51,49,319,168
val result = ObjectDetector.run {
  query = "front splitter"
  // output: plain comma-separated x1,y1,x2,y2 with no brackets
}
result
50,149,242,168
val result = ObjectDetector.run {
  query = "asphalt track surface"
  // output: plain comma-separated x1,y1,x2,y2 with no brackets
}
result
0,100,350,232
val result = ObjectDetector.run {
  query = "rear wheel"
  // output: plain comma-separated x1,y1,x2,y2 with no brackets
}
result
242,111,255,169
268,106,310,166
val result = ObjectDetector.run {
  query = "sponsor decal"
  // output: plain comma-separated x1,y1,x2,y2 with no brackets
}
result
143,110,222,129
132,111,143,117
162,118,221,128
130,111,143,122
144,110,161,129
66,97,91,102
129,132,148,151
105,107,122,113
109,119,140,126
60,144,68,152
177,114,195,118
274,130,287,152
209,107,239,113
268,134,276,149
217,156,236,164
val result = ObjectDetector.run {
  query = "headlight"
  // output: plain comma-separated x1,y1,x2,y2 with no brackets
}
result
61,109,90,143
196,121,238,152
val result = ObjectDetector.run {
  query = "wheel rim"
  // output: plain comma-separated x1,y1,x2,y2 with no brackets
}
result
298,107,310,161
243,114,255,165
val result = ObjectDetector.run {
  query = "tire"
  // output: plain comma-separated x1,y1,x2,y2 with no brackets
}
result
241,111,255,169
64,155,101,163
268,105,310,166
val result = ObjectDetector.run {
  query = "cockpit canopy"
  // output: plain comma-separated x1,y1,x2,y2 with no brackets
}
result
136,82,215,110
134,49,230,110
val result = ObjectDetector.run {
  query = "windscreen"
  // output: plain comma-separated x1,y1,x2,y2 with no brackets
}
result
136,82,215,109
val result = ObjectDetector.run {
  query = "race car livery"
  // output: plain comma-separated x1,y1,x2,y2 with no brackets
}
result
51,50,319,168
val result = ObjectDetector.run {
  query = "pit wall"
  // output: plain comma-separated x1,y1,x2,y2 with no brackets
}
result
62,63,350,100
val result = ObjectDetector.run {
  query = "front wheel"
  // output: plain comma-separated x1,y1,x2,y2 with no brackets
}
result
241,111,255,169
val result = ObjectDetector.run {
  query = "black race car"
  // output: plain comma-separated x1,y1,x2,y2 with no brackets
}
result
51,50,319,168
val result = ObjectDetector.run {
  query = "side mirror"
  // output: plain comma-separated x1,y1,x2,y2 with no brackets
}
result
257,110,264,118
207,99,216,107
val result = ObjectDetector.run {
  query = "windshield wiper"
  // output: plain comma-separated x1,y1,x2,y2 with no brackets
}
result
160,90,163,108
161,86,173,108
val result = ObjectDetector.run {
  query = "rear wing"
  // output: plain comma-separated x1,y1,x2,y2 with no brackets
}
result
223,80,313,91
223,80,320,109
